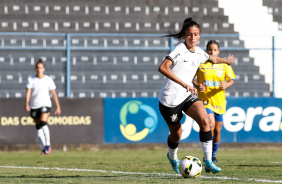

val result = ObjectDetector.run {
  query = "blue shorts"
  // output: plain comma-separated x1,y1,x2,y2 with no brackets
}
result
206,108,223,122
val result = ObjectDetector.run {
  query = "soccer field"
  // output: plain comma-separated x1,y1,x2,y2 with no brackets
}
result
0,148,281,184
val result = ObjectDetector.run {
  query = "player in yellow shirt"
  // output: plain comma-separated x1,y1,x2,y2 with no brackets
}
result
193,40,235,162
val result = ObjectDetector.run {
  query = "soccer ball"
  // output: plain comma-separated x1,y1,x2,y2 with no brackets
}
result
179,156,202,178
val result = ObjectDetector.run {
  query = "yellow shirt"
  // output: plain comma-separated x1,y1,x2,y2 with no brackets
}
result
196,62,235,114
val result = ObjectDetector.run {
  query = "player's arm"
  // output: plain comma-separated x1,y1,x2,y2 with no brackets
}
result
25,88,31,111
50,89,61,116
192,80,206,92
158,58,197,95
208,54,235,65
220,79,234,90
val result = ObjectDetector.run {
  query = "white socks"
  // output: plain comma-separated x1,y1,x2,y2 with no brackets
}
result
37,125,51,150
42,125,50,146
201,140,212,161
168,147,178,160
37,128,46,150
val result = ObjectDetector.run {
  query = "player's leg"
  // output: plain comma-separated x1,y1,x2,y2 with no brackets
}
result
212,114,223,162
166,122,182,174
31,109,46,154
206,109,215,136
205,109,215,161
205,108,218,161
167,122,182,159
159,102,183,174
184,101,221,173
40,108,51,154
185,101,212,160
34,118,46,154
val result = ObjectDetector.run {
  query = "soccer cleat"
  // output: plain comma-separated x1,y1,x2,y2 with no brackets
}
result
167,153,180,174
205,160,222,174
212,157,218,162
44,146,51,155
41,150,45,155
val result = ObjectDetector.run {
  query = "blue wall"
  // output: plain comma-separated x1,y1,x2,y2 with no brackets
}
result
104,97,282,143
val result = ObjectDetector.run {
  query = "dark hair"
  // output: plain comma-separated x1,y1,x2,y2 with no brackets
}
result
206,40,220,50
165,17,201,41
35,59,45,68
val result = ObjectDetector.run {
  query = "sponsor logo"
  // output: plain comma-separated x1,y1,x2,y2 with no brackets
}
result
203,100,209,105
204,80,221,87
184,60,195,66
186,95,198,102
180,106,282,140
174,53,180,59
119,100,158,141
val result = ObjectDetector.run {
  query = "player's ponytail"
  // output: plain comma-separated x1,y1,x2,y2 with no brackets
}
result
164,17,201,41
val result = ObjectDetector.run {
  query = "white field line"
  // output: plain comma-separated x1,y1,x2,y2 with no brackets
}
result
0,165,282,183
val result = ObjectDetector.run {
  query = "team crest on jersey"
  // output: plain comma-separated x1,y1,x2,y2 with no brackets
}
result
217,71,223,77
171,114,178,122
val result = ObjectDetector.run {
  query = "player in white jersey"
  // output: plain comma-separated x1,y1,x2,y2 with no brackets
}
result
158,17,235,174
25,59,61,155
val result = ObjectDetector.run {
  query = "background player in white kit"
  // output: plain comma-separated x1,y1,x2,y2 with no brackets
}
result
25,59,61,155
158,17,235,174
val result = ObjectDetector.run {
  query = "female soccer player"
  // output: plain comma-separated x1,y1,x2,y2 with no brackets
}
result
25,59,61,155
193,40,235,162
158,17,235,174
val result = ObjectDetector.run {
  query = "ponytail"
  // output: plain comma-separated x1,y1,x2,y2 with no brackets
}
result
164,17,201,41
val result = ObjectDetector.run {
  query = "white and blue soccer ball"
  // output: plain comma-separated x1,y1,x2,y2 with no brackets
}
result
179,156,202,178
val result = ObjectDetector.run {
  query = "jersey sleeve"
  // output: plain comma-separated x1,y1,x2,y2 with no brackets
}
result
225,65,236,81
167,43,183,66
198,47,210,64
26,77,33,89
49,78,56,90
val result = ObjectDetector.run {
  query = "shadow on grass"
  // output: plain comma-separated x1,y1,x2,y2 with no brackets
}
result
0,174,184,180
225,164,281,168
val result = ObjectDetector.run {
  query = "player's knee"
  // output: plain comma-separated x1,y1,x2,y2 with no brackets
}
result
201,116,210,128
35,121,47,130
210,124,215,132
215,127,222,134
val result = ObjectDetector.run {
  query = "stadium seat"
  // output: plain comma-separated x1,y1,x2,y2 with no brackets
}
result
0,0,273,98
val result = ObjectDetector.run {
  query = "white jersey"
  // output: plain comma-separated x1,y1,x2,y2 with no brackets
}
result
26,75,56,109
158,43,209,107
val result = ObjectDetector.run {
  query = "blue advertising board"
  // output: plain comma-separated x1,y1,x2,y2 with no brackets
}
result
104,97,282,143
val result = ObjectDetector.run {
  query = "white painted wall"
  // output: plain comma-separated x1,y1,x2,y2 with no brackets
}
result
217,0,282,97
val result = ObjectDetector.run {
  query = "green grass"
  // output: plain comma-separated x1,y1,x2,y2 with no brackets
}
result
0,148,281,184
